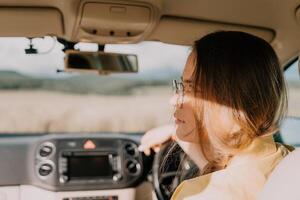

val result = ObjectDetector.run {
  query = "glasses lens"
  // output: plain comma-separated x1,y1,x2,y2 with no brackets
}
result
172,80,178,93
172,79,184,107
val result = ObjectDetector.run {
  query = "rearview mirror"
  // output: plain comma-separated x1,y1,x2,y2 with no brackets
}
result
65,50,138,74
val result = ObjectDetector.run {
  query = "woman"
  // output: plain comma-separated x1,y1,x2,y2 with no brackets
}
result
138,31,290,200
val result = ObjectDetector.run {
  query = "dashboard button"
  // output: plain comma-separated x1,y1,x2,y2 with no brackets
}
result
39,163,53,176
124,143,138,157
113,173,122,181
38,142,55,158
39,146,53,157
126,159,141,175
59,175,69,183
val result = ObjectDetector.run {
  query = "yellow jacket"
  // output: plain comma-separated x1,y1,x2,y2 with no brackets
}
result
171,136,290,200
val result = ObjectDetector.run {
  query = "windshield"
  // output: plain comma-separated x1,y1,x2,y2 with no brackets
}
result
0,37,190,133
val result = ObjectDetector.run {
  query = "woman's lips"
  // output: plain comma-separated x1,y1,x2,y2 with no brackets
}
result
174,116,185,124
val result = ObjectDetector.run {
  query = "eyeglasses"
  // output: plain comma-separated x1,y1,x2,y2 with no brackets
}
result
172,79,184,107
173,78,195,107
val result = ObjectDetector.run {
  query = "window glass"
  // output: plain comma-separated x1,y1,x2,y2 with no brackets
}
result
280,60,300,146
0,37,190,133
285,60,300,117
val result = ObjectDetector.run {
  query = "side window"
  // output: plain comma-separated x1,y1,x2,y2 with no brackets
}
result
279,60,300,146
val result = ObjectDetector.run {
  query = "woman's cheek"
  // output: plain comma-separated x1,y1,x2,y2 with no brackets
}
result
175,103,198,142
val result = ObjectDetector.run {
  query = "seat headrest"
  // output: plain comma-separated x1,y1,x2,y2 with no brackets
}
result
259,148,300,200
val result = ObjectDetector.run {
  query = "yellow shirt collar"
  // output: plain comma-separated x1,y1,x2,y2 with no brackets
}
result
227,135,277,167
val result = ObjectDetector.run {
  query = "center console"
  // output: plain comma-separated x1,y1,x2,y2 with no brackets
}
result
0,133,153,200
34,136,144,191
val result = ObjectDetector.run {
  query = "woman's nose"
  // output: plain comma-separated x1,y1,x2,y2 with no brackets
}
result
169,93,183,109
169,94,178,107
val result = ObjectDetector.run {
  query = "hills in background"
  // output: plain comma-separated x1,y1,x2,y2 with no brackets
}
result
0,70,298,96
0,70,180,95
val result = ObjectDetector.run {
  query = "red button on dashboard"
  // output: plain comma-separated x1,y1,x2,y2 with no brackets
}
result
83,140,96,149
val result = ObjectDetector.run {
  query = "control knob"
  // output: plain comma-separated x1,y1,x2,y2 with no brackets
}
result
39,163,53,176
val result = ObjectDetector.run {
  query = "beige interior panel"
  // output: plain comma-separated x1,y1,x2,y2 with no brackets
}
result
0,186,19,200
20,185,136,200
149,16,275,46
135,182,157,200
74,0,161,44
0,7,64,37
295,6,300,26
80,3,151,37
16,183,157,200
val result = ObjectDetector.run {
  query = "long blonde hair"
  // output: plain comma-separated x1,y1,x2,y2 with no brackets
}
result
192,31,287,173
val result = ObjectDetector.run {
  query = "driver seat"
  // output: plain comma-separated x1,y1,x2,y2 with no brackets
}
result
259,147,300,200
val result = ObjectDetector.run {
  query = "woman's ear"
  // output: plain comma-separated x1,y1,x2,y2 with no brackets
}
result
203,102,241,137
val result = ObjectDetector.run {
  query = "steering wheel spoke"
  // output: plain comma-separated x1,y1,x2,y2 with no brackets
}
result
152,141,198,200
159,171,178,180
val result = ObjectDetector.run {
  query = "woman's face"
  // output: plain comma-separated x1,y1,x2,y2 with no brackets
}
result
171,52,241,143
170,52,198,142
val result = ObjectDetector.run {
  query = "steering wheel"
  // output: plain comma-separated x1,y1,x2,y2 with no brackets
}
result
152,141,199,200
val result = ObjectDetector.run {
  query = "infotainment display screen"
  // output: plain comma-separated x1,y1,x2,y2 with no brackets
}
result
67,155,113,179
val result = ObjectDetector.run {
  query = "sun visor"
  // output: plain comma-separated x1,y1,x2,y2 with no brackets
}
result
149,16,275,45
298,57,300,76
296,6,300,26
0,7,63,37
296,7,300,76
75,1,160,44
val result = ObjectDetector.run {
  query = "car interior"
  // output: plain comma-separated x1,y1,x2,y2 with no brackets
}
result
0,0,299,200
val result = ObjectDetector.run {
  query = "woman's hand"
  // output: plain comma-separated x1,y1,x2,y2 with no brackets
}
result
139,123,208,171
138,124,176,156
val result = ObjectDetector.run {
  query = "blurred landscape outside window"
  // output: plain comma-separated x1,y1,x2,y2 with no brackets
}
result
0,37,190,133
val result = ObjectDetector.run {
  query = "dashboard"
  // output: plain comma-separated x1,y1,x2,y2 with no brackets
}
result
0,133,154,200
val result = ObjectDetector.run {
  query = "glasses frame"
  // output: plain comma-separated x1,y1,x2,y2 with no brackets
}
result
172,79,185,108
